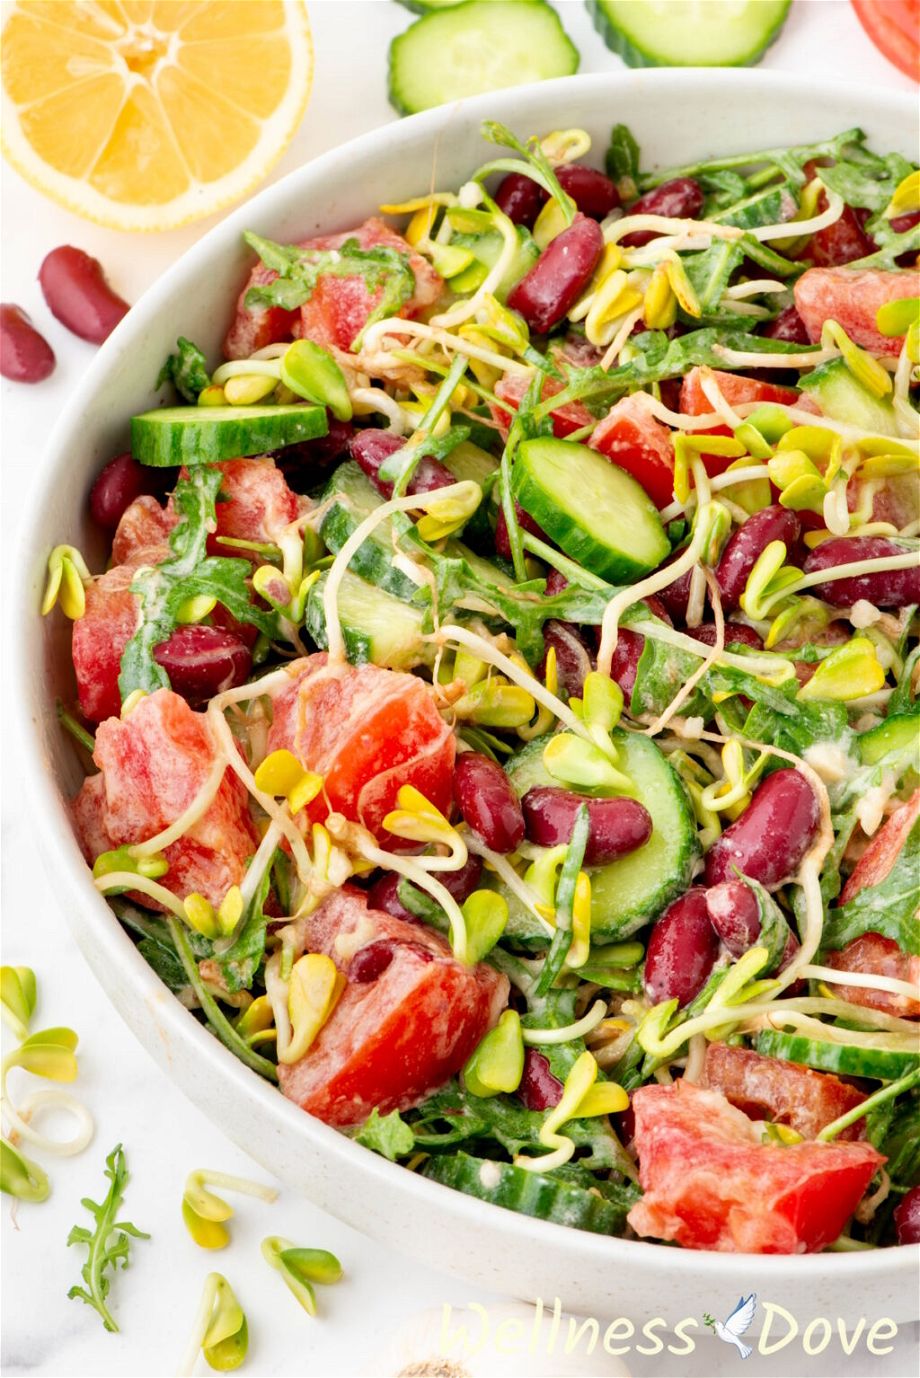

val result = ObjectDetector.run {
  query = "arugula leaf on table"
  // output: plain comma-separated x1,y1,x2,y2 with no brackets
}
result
67,1144,149,1333
352,1108,415,1161
119,467,277,702
243,232,416,349
156,337,210,403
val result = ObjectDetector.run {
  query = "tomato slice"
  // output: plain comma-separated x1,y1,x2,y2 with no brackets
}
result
794,267,920,356
112,495,176,565
701,1043,867,1140
589,394,675,508
627,1081,884,1253
71,688,258,907
841,789,920,902
678,367,806,473
277,887,509,1126
72,550,170,723
851,0,920,81
826,934,920,1020
207,458,304,551
224,218,442,359
267,655,455,838
492,371,594,440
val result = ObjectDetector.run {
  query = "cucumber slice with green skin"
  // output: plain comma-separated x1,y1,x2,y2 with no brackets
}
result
305,569,432,670
319,462,420,600
513,438,669,583
451,228,540,302
506,731,699,941
422,1152,622,1234
443,439,499,491
131,404,327,467
755,1030,919,1082
799,359,900,438
587,0,791,68
388,1,579,117
858,713,920,769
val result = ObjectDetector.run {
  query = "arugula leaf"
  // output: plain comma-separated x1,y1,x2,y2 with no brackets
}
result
156,337,210,403
352,1108,415,1161
822,818,920,956
638,128,867,191
819,147,915,215
877,1092,920,1188
114,901,213,994
214,867,271,994
681,241,744,317
243,232,416,349
699,169,749,210
605,123,640,183
67,1144,149,1333
889,645,920,716
119,467,276,701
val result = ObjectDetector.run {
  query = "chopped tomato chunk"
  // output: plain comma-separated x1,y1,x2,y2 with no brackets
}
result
112,496,176,565
842,789,920,902
794,267,920,356
71,688,257,908
678,367,808,473
825,934,920,1020
277,887,508,1126
589,394,675,508
224,218,442,359
701,1043,867,1140
72,549,170,724
208,457,305,551
627,1080,883,1253
492,372,594,440
267,655,455,838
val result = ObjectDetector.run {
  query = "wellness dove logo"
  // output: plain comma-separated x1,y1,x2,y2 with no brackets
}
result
703,1294,758,1360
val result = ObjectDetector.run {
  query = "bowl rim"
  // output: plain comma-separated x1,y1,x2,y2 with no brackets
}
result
14,67,918,1283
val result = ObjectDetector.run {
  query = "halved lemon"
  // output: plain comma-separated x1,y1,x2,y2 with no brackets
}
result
1,0,314,231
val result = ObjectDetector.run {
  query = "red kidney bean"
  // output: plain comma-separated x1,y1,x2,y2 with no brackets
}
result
348,428,454,499
644,887,720,1006
620,178,704,248
153,625,252,703
808,205,876,268
495,172,546,228
705,880,762,957
522,786,652,866
556,164,619,220
802,536,920,608
453,753,525,854
539,620,594,700
209,601,260,650
0,303,55,382
276,413,354,474
686,621,763,651
366,853,483,923
894,1185,920,1246
349,939,396,983
609,628,645,699
891,211,920,234
657,553,695,622
716,505,801,612
495,501,549,561
507,216,604,334
518,1048,563,1110
89,452,157,530
704,768,820,889
38,246,129,344
761,305,810,345
544,567,569,596
644,594,673,626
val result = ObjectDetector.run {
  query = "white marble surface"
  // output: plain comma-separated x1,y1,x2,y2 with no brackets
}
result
1,3,917,1376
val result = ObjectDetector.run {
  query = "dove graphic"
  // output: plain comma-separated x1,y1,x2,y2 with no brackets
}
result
703,1294,758,1360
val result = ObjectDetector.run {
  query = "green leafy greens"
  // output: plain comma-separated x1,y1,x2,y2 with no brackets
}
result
156,338,210,403
67,1144,149,1333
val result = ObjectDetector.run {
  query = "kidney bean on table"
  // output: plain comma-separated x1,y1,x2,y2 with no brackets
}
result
518,1048,564,1111
644,887,720,1007
366,855,483,922
507,215,604,334
715,505,801,611
619,178,704,248
349,428,454,499
453,753,525,854
39,246,129,344
0,304,55,382
704,768,820,889
802,536,920,608
522,786,652,866
153,625,252,704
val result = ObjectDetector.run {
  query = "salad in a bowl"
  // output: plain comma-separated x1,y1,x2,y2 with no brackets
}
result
44,118,919,1256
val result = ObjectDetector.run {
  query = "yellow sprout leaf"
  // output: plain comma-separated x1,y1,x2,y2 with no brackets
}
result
282,955,345,1065
798,637,886,702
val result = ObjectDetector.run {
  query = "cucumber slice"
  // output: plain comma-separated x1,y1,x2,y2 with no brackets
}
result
506,731,699,941
450,228,540,302
388,1,579,116
131,404,327,467
799,359,900,438
858,713,920,769
305,569,432,670
444,439,499,490
588,0,791,68
755,1030,919,1082
513,438,669,583
422,1152,621,1234
319,462,420,600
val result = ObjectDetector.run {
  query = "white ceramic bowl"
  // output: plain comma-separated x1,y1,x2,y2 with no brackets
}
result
15,70,918,1327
